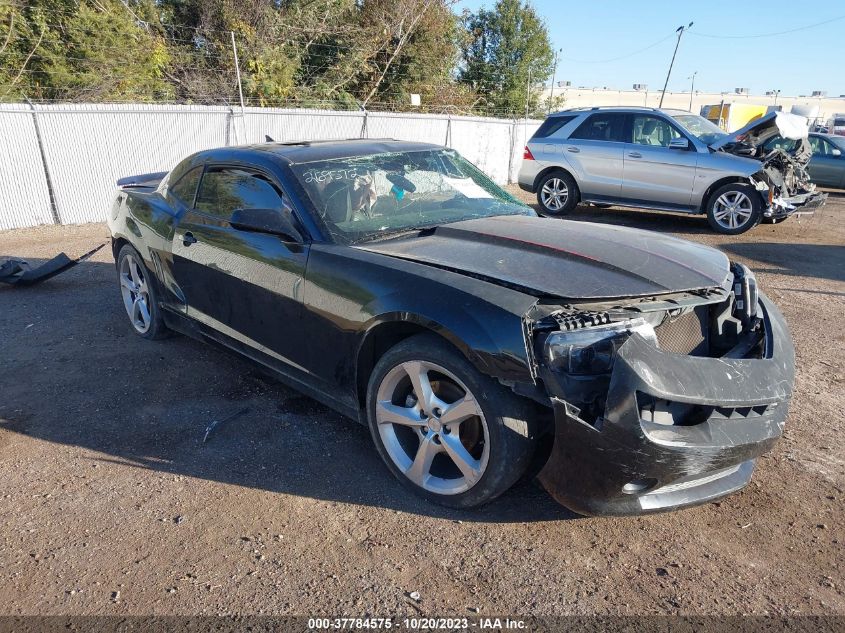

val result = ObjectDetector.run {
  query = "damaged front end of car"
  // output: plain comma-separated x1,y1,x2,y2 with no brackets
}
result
750,143,827,220
525,265,795,516
713,111,828,220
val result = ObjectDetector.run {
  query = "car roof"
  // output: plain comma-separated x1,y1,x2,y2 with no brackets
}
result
547,106,694,118
212,138,444,165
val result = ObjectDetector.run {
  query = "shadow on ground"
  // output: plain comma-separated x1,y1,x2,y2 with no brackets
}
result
0,261,574,524
720,242,845,284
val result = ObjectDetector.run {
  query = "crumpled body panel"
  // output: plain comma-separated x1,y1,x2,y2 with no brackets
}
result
538,293,795,516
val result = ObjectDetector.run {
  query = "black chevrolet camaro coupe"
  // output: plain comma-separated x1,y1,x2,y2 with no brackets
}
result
108,139,795,516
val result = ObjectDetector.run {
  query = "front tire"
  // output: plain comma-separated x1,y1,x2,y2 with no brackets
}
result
706,183,762,234
116,244,168,340
536,171,579,216
366,334,537,508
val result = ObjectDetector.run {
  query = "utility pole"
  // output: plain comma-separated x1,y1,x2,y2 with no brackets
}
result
230,31,245,112
548,48,562,114
659,22,693,108
524,68,532,160
688,71,698,112
525,68,532,122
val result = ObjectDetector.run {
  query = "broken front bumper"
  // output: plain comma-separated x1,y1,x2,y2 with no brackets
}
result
538,293,794,516
766,191,828,219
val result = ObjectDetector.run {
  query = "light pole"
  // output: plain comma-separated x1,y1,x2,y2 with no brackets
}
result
548,48,562,114
688,71,698,112
659,22,693,108
772,89,781,106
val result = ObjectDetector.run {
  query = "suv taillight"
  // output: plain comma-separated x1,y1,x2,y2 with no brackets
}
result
523,146,535,160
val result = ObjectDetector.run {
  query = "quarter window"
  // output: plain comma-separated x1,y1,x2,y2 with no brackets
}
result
532,115,576,139
569,113,627,142
195,167,286,218
168,166,202,207
631,115,684,147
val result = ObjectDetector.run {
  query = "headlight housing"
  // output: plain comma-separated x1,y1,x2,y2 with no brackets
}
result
544,318,657,375
733,263,758,323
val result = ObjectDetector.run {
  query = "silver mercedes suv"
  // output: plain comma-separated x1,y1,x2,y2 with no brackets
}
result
518,106,826,234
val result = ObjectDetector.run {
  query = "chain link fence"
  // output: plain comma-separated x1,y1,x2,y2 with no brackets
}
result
0,103,541,230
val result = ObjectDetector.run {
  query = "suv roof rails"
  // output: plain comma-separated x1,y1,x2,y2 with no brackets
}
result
552,105,662,115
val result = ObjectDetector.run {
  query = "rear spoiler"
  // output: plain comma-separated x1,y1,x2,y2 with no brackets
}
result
116,171,168,191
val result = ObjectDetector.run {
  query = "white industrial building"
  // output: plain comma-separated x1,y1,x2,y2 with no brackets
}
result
541,84,845,126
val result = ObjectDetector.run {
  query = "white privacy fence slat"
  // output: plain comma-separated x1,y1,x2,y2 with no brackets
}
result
0,104,54,231
0,103,541,230
35,103,231,225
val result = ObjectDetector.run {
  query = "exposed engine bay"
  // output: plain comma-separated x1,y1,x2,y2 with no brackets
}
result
525,262,764,428
712,112,828,218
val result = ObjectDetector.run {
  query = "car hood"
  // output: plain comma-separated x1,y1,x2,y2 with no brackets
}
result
709,111,809,152
356,215,731,300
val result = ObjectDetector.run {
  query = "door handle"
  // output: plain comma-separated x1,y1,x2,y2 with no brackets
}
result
627,151,643,158
566,146,580,153
183,232,198,247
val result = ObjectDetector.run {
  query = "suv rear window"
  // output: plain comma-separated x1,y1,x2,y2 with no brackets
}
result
569,113,627,142
532,115,576,139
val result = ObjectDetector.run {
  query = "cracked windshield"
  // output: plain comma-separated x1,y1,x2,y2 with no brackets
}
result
292,149,533,244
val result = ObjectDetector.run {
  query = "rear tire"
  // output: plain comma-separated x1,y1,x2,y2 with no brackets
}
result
116,244,169,340
366,334,537,508
706,183,762,235
536,171,579,216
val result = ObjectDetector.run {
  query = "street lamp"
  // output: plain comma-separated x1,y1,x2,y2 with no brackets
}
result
659,22,693,108
688,71,698,112
772,89,781,106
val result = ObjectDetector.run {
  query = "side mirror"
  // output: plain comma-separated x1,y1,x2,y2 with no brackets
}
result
230,208,302,242
668,137,690,150
832,148,842,157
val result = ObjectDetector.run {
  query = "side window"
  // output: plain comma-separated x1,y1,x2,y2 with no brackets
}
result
631,115,683,147
810,137,833,156
168,166,203,207
531,115,576,139
569,113,627,142
195,167,286,218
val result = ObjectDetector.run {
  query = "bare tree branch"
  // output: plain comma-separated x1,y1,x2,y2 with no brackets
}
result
0,12,14,58
2,27,43,97
361,0,435,107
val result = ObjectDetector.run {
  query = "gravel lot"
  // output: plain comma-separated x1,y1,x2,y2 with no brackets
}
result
1,192,843,617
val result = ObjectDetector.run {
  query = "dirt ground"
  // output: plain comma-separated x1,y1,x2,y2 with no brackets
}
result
1,191,843,617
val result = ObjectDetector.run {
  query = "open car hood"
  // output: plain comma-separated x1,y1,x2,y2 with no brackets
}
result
358,215,732,300
709,111,809,152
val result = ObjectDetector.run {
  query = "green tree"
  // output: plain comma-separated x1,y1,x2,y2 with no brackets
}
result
0,0,476,113
460,0,554,116
286,0,468,111
0,1,173,102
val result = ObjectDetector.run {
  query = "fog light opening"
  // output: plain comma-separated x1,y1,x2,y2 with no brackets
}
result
622,478,658,495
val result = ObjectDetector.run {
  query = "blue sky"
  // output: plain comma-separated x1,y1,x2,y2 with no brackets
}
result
454,0,845,96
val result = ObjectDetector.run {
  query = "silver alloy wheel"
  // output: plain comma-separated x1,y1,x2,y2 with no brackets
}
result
375,360,490,495
540,178,568,211
119,252,152,334
712,191,753,230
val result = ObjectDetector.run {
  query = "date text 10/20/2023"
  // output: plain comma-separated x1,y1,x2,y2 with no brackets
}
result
307,618,527,630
